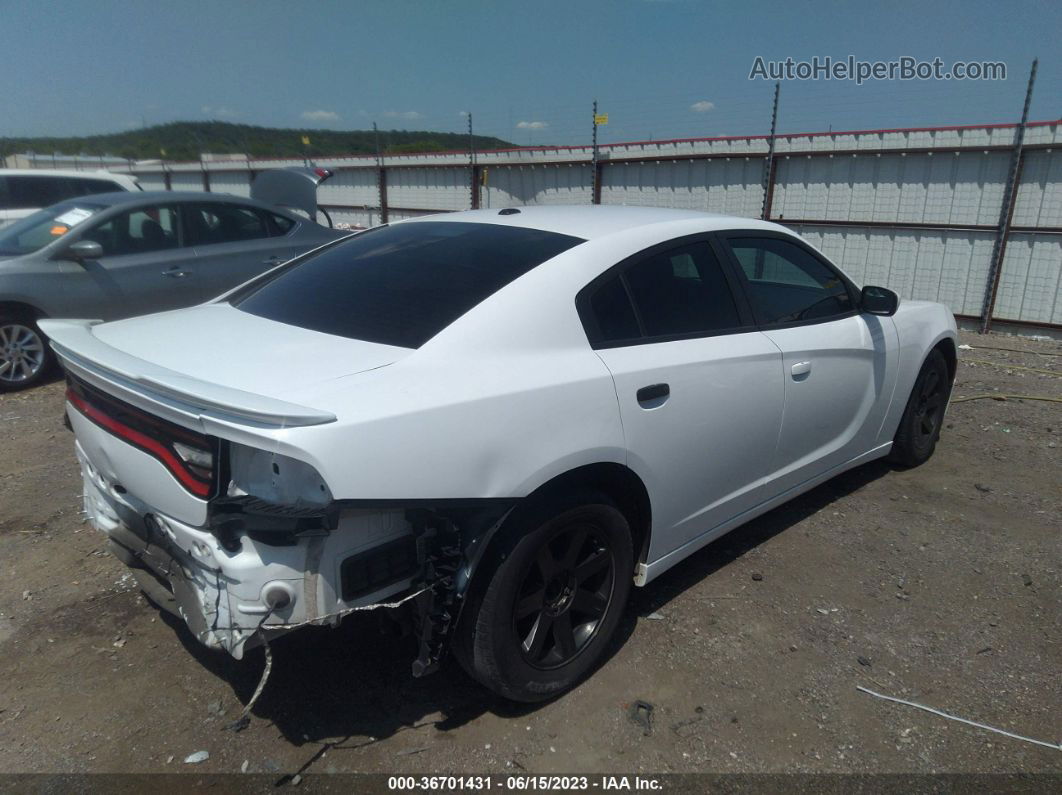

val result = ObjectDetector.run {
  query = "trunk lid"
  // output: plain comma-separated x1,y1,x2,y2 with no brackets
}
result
89,303,410,400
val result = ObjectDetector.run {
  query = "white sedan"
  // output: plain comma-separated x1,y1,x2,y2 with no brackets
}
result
41,206,957,701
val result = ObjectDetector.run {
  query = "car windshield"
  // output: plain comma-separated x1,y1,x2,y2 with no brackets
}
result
232,221,584,348
0,201,104,257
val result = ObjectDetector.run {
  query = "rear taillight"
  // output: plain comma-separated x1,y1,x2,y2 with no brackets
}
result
66,379,217,498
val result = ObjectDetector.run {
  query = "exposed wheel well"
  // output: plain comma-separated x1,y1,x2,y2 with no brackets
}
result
0,302,45,322
933,337,957,385
517,463,652,566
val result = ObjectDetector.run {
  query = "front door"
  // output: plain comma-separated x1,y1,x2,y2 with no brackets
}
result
719,233,898,496
59,203,196,319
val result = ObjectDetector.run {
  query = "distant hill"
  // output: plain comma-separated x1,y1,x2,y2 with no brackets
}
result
1,121,515,162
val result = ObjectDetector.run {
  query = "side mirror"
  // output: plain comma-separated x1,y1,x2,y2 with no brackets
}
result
861,285,899,316
65,240,103,262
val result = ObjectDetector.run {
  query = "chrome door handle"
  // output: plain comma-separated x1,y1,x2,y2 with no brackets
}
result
162,270,189,278
791,361,812,377
262,255,287,265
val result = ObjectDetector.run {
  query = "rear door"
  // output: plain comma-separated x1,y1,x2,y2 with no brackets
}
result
718,232,898,495
59,202,195,319
580,236,784,563
182,201,295,301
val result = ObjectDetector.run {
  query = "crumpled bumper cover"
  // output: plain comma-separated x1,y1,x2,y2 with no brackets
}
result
79,441,266,657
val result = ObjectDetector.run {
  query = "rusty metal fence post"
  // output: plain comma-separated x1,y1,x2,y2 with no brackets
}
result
980,58,1037,333
761,82,780,221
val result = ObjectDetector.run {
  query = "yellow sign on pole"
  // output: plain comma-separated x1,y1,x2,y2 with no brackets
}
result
301,135,311,146
594,114,609,126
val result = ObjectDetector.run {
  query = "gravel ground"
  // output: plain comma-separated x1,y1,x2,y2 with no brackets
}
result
0,330,1059,777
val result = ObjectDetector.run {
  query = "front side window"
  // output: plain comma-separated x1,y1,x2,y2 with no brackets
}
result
583,241,744,345
233,221,583,349
0,201,104,256
183,203,269,246
727,236,853,324
81,206,178,256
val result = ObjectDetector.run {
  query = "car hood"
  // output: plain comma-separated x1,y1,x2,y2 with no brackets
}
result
89,302,411,400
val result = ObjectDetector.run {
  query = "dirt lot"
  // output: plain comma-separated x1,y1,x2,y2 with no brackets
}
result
0,330,1059,778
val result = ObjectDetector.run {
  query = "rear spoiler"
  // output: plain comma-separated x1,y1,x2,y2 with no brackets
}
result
39,319,336,428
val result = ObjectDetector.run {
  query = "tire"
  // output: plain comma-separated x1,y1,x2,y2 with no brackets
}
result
889,348,952,467
0,313,53,392
457,493,634,702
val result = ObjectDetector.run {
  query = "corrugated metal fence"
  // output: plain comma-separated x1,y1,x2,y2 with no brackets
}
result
85,120,1062,330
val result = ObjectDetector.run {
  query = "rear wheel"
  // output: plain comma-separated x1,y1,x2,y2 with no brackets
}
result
889,348,951,467
457,494,633,702
0,314,53,392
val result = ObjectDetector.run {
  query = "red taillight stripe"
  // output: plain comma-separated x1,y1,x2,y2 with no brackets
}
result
67,389,211,498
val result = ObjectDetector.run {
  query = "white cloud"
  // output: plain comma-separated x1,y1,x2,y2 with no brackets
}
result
382,110,424,120
690,101,716,113
301,109,340,122
201,105,239,119
516,120,549,129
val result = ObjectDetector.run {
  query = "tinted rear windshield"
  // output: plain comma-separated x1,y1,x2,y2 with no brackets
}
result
232,221,583,348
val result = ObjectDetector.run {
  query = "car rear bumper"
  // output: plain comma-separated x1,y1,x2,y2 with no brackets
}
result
76,433,426,659
77,439,293,657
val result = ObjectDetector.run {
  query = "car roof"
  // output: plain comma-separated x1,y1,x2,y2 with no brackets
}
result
398,205,788,240
0,168,136,181
59,190,286,212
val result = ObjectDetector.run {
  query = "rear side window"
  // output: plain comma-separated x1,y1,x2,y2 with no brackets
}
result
233,221,583,349
72,178,126,196
183,202,270,246
268,212,295,235
589,277,640,343
5,176,71,209
582,241,744,345
727,236,853,324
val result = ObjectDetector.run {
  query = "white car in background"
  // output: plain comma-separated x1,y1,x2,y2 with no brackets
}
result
41,206,957,701
0,169,140,228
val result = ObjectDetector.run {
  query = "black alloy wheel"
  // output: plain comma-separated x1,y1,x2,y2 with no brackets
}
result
513,522,615,670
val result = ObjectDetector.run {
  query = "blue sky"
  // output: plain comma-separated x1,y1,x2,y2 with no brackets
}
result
1,0,1058,147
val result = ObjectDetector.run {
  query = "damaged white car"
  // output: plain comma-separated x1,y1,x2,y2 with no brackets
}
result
42,206,957,701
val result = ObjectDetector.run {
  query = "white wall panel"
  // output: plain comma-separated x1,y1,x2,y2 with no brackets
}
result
169,172,204,191
773,152,1008,225
482,164,591,207
208,170,251,197
318,168,379,209
795,226,995,317
992,234,1062,323
387,167,470,211
134,173,167,191
1013,151,1062,228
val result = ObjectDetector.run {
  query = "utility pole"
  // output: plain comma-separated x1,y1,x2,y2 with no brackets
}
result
980,58,1037,333
760,81,780,220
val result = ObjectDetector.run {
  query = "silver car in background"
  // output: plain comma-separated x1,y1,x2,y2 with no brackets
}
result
0,190,347,390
